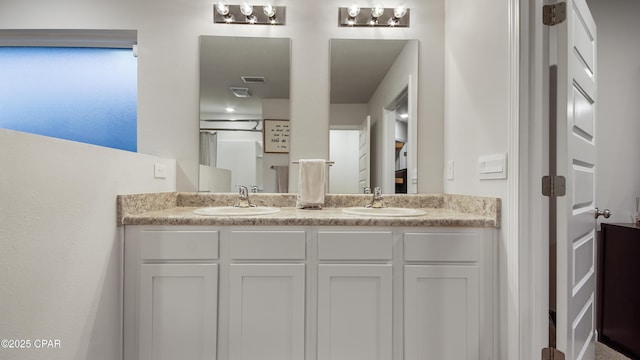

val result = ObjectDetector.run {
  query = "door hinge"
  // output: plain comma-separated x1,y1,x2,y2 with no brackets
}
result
542,347,566,360
543,2,567,26
542,175,566,197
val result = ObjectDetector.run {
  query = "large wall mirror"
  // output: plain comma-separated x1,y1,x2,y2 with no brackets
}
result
199,36,418,195
199,36,291,193
329,39,419,194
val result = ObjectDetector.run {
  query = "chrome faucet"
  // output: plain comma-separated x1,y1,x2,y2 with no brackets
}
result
250,185,259,193
363,186,372,194
366,186,384,208
235,185,255,208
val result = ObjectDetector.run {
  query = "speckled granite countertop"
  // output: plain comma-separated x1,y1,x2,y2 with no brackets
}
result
117,193,500,228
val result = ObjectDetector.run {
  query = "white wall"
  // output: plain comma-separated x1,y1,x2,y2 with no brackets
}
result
443,0,510,197
329,104,368,128
442,0,510,358
588,0,640,223
0,0,444,193
0,129,176,360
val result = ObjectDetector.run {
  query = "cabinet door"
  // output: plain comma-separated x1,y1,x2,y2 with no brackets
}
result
229,264,305,360
317,264,393,360
139,264,218,360
404,265,479,360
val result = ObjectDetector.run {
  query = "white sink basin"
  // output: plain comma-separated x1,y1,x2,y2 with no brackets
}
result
341,207,426,217
193,206,281,216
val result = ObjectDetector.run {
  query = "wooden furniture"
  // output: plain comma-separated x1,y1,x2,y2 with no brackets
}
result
598,223,640,359
395,169,407,193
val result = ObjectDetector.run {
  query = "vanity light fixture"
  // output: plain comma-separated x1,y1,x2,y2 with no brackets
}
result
263,5,277,24
214,2,286,25
239,3,258,23
345,3,360,26
370,4,385,25
215,1,236,23
338,4,410,27
388,5,407,26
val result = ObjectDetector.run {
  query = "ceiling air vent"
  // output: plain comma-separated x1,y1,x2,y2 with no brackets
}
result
241,76,265,84
230,87,251,98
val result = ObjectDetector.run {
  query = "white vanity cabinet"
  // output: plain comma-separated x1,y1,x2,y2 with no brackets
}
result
138,264,218,360
316,231,394,360
123,225,496,360
123,228,220,360
403,230,496,360
227,230,306,360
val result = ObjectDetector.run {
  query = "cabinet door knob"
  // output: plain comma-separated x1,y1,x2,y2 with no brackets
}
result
595,207,612,219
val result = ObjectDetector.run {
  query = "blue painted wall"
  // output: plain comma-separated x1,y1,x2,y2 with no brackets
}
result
0,47,137,151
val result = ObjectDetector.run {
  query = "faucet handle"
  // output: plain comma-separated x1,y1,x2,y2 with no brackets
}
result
235,185,255,208
365,186,384,208
237,185,248,199
363,187,372,194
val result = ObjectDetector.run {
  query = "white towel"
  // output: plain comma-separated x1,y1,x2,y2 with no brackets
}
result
296,159,326,208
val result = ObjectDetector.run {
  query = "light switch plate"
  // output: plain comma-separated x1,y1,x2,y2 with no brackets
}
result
447,160,455,180
478,153,507,180
154,163,167,179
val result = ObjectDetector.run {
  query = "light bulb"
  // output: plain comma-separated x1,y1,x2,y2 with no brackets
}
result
347,4,360,17
263,5,277,18
215,1,230,16
240,3,253,16
393,5,407,18
371,5,384,18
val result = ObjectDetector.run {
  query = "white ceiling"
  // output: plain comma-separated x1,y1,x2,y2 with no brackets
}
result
199,36,408,120
200,36,290,120
330,39,407,104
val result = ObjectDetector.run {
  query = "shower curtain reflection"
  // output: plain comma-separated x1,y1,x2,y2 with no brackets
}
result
199,131,217,167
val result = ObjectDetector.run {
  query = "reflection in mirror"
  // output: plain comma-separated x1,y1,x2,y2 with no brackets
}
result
199,36,290,193
329,39,418,194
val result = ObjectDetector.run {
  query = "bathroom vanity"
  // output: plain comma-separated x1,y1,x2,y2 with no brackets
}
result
118,193,500,360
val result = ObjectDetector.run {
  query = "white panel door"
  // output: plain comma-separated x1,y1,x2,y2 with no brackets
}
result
139,264,218,360
358,115,371,191
329,130,360,194
554,0,598,359
317,264,392,360
229,264,305,360
404,265,479,360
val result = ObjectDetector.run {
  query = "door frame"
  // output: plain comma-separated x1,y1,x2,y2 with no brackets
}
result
516,0,556,359
486,0,578,358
